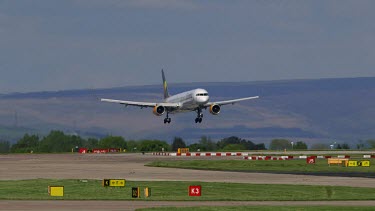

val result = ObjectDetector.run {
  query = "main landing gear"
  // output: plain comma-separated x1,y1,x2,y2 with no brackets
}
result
164,112,171,124
195,108,203,123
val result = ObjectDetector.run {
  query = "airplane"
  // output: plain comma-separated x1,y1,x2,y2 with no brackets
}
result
101,70,259,124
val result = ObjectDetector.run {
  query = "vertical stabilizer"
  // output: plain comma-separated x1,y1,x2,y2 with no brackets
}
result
162,69,170,99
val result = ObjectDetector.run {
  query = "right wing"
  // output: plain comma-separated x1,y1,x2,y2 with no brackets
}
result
100,98,180,108
205,96,259,106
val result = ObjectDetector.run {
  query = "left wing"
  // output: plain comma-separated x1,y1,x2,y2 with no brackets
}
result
205,96,259,106
100,98,180,108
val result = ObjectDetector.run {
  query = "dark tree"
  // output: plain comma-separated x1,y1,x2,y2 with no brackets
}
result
11,134,40,153
342,143,350,149
254,143,266,150
171,137,186,151
269,139,292,150
198,136,216,151
99,136,127,149
294,141,308,150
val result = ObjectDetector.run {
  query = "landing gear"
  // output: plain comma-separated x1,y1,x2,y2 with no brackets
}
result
164,112,171,124
195,108,203,123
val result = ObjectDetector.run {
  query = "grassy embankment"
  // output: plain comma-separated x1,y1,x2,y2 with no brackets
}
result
146,159,375,175
1,179,375,201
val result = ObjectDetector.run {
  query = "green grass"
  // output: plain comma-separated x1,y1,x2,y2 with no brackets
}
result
146,159,375,174
136,206,375,211
1,179,375,201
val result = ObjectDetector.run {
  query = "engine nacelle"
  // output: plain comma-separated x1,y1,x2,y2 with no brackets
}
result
209,104,221,115
153,105,165,116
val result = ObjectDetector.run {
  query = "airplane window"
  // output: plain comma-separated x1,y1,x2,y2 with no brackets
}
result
196,93,208,96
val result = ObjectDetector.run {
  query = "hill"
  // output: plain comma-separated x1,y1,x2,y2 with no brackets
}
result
1,77,375,145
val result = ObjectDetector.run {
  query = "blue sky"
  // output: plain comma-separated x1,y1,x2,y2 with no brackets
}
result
1,0,375,93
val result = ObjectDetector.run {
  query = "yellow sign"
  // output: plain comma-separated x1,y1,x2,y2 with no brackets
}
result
48,186,64,197
348,161,358,167
359,161,370,167
103,179,126,187
347,160,370,167
144,187,151,198
110,179,126,187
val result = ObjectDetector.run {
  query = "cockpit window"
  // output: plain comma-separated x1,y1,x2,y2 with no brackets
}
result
196,93,208,96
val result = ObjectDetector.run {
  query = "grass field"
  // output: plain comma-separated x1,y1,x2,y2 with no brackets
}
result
136,206,375,211
1,179,375,201
146,159,375,175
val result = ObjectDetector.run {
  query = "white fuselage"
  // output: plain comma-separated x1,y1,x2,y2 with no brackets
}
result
165,88,209,113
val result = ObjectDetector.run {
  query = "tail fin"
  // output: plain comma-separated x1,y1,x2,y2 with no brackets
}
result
162,69,170,99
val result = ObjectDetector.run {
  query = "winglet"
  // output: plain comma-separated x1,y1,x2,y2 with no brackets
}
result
162,69,170,99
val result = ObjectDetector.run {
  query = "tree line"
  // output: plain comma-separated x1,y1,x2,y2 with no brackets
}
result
1,131,266,153
2,130,375,153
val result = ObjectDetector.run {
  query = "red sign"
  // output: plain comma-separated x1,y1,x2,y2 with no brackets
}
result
306,156,316,164
79,148,87,153
189,185,201,196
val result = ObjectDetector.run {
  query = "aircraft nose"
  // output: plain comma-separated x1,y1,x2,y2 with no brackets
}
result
198,96,209,104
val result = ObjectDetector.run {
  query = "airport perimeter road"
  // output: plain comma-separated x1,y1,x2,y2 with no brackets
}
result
2,200,375,211
1,153,375,188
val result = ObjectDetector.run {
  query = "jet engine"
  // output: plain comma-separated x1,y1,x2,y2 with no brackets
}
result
209,104,221,115
153,105,165,116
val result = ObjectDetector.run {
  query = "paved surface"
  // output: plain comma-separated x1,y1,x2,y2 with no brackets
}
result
2,200,375,211
1,153,375,210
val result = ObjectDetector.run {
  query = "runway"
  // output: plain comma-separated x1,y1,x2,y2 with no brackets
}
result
1,153,375,210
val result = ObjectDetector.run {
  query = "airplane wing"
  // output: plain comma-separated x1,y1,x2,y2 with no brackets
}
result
100,98,180,108
206,96,259,106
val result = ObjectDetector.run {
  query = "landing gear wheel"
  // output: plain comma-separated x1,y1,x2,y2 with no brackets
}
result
195,108,203,123
164,113,171,124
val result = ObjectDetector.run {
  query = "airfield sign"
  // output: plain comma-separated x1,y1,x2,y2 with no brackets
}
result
189,185,202,196
102,179,126,187
306,156,316,164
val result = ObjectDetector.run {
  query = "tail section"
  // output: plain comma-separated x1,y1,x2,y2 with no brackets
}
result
162,69,170,99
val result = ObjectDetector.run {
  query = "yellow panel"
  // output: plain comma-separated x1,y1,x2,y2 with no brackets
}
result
109,179,126,187
360,161,370,167
144,187,151,198
348,161,358,167
49,186,64,197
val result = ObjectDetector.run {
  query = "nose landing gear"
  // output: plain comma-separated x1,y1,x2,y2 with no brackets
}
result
195,108,203,123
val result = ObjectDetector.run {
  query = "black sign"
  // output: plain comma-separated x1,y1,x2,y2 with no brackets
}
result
103,179,110,187
132,187,140,198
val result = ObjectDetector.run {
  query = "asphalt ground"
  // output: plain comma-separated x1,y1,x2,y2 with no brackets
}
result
1,153,375,210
